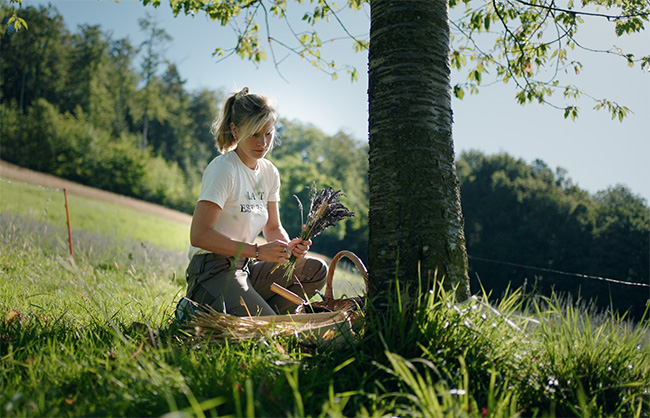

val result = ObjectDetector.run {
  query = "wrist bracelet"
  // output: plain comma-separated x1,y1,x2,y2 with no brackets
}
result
254,243,259,259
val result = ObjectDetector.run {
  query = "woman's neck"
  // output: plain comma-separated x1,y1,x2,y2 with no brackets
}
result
234,148,259,170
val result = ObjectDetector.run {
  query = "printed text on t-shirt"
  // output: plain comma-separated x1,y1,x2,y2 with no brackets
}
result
241,190,266,213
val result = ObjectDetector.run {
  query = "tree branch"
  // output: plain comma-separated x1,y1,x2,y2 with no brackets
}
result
320,0,368,50
259,1,290,82
512,0,650,20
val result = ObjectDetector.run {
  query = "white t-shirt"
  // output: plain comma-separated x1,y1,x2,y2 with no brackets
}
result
188,151,281,259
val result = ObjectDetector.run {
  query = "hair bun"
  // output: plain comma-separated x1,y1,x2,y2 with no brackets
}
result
235,87,249,100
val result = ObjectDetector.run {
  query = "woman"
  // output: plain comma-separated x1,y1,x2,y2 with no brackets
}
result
177,87,327,318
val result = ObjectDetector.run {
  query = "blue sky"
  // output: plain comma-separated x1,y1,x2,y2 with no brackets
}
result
24,0,650,202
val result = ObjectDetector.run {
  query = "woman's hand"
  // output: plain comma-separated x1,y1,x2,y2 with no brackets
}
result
288,238,312,259
258,240,291,263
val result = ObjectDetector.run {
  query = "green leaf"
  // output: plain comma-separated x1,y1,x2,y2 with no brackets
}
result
7,14,28,31
615,17,645,36
347,0,365,11
641,56,650,71
353,40,368,52
563,106,579,120
453,85,466,100
471,69,482,83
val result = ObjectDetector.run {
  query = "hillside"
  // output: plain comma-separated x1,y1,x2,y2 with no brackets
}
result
0,160,333,260
0,160,192,225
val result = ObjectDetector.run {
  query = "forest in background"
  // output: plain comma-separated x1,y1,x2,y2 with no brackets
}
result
1,3,648,318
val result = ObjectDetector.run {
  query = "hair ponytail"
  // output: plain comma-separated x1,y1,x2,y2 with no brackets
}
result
212,94,237,153
211,87,277,153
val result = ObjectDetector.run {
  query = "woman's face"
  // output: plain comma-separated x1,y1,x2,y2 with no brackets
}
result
234,120,275,169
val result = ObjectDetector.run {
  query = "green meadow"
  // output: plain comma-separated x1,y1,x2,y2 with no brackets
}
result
1,178,190,252
1,178,648,417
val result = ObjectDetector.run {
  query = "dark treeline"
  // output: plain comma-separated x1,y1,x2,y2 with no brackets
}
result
458,152,650,319
2,3,648,318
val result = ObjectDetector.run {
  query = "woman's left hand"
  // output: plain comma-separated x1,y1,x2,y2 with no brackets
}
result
288,238,312,258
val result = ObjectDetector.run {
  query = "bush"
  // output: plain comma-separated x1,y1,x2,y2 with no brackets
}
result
1,99,85,174
86,132,147,197
141,154,195,212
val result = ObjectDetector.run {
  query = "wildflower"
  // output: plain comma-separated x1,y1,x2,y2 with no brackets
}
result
274,183,354,282
545,376,559,394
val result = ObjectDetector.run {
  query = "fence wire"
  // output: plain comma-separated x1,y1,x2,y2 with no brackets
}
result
469,255,650,288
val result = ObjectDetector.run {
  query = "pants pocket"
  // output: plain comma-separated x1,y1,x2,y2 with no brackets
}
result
185,253,231,298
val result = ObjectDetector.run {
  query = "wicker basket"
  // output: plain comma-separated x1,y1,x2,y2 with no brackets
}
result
181,251,368,343
295,250,368,314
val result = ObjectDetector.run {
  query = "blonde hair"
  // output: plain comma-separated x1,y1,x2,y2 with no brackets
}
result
211,87,278,153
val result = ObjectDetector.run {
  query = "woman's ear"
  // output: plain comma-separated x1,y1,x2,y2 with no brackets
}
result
230,122,238,140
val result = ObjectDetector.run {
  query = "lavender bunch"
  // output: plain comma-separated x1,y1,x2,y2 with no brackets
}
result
276,184,355,281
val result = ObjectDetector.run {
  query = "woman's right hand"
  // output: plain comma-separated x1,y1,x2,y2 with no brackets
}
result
258,240,291,263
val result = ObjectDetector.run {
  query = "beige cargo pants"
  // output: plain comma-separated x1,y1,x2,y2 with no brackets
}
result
183,252,327,317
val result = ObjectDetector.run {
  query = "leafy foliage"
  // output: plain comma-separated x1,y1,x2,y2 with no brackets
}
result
146,0,369,81
448,0,648,119
138,0,647,119
1,99,197,212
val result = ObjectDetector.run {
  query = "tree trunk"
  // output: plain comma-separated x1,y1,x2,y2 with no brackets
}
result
19,68,26,112
142,107,149,153
368,0,470,303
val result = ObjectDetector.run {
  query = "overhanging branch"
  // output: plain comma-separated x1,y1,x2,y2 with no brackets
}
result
512,0,650,20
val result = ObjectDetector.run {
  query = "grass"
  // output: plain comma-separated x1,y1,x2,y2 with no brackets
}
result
1,178,649,417
0,178,365,298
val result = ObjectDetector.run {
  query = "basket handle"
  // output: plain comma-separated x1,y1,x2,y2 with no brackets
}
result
270,283,306,305
324,250,368,300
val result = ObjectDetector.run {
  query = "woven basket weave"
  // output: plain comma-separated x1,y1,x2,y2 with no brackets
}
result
295,250,368,314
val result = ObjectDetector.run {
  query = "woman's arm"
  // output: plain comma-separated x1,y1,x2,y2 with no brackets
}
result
190,200,289,262
262,201,290,243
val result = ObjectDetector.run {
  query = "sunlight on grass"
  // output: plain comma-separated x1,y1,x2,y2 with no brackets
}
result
0,178,189,252
331,263,367,299
0,215,185,325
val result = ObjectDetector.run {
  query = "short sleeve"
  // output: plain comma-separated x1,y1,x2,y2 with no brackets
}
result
198,157,233,208
267,162,281,202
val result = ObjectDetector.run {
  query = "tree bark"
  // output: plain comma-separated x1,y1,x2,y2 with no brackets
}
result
368,0,470,303
142,107,149,153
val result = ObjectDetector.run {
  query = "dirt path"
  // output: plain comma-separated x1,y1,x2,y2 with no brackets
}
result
0,160,192,225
